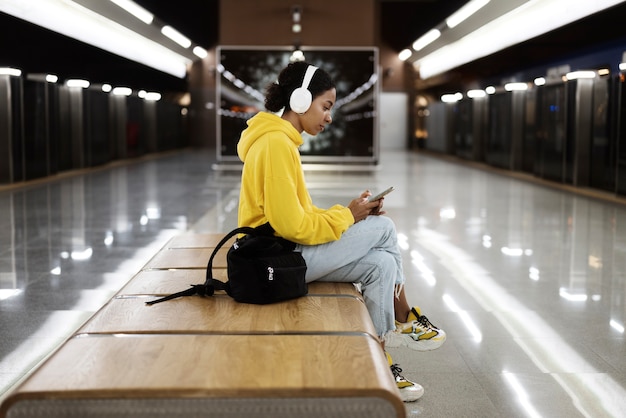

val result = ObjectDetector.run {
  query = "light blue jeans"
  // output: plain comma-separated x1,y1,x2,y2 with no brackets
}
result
295,215,405,339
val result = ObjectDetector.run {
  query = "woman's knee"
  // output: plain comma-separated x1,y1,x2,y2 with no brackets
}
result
359,251,398,285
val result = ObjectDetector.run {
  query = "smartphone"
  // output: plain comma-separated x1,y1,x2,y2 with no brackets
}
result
368,186,394,202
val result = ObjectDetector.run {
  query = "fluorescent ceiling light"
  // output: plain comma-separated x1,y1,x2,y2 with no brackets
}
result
66,79,90,88
46,74,58,83
144,92,162,101
137,90,160,100
416,0,625,79
399,48,412,61
193,46,208,59
565,70,596,80
102,83,112,92
504,82,528,91
161,25,192,48
109,0,153,24
0,67,22,76
446,0,490,28
620,63,626,71
112,86,132,96
534,77,546,86
441,92,463,103
291,50,305,62
0,0,191,78
413,29,441,51
467,89,486,98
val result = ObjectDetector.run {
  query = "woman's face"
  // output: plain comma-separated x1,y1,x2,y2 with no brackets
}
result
300,88,336,136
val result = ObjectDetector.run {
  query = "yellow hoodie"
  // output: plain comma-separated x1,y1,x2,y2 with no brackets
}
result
237,112,354,245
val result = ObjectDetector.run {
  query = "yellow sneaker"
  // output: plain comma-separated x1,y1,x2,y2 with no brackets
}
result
387,306,446,351
385,352,424,402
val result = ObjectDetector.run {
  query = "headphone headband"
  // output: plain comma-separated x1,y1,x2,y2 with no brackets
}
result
300,65,318,91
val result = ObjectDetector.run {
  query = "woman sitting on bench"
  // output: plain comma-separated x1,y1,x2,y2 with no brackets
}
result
235,61,446,403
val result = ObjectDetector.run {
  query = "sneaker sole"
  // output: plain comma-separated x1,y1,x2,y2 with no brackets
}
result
400,386,424,402
385,331,446,351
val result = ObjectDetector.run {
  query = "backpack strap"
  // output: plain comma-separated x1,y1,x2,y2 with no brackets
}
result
145,223,275,305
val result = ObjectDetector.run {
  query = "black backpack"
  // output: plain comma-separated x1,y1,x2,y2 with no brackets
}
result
146,223,308,305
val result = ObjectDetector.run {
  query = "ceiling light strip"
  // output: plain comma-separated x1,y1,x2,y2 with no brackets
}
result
161,25,192,48
417,0,626,79
446,0,490,28
0,0,191,78
412,29,441,51
109,0,153,24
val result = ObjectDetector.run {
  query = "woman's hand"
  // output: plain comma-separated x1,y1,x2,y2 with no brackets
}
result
370,197,386,216
348,190,386,223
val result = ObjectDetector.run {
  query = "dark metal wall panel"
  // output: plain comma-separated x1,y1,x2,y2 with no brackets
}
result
68,88,85,169
23,79,50,180
588,77,615,192
454,100,472,160
0,76,12,183
522,90,537,174
109,95,127,160
537,84,567,182
573,79,594,187
56,87,73,171
157,101,184,151
0,75,24,184
510,91,526,171
143,101,158,153
616,73,626,197
424,102,448,153
472,98,488,162
84,89,111,167
486,93,512,169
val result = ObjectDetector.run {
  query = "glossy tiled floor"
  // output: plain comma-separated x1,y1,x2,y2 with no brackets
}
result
1,149,625,417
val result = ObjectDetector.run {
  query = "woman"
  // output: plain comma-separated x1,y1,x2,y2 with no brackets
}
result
237,61,445,402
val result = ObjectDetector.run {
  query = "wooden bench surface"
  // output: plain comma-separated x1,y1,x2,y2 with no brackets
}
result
1,334,404,418
118,269,363,300
0,232,404,418
78,295,377,338
166,233,237,248
144,248,228,269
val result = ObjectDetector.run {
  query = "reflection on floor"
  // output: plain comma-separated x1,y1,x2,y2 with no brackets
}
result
1,149,625,417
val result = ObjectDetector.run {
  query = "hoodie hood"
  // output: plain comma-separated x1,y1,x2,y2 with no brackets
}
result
237,112,303,162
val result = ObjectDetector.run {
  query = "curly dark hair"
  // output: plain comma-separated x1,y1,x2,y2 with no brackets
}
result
265,61,335,112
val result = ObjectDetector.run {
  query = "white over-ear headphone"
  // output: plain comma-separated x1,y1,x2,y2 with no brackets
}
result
289,65,318,114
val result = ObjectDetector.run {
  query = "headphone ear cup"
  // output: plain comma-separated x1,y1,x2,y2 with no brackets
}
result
289,87,312,114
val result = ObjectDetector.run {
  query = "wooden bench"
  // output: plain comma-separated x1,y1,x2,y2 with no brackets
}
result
1,334,402,418
0,233,405,418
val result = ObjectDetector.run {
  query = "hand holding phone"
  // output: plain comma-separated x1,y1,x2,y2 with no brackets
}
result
368,186,394,202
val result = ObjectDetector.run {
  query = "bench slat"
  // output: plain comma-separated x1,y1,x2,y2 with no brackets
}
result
78,295,377,338
1,334,404,418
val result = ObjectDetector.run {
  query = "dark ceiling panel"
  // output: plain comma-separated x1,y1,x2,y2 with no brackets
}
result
133,0,219,47
380,0,467,51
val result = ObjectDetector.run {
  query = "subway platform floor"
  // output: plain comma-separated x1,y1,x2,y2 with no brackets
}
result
1,148,625,417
